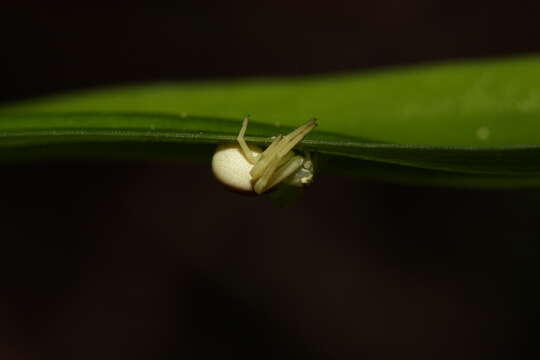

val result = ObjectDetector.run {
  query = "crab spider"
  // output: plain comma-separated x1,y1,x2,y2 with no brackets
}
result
212,116,317,194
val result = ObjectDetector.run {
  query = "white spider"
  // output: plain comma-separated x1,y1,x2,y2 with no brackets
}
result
212,116,317,194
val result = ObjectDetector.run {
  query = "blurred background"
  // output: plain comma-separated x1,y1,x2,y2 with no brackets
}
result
1,1,540,359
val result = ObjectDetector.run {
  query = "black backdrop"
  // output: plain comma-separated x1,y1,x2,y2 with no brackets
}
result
1,2,540,359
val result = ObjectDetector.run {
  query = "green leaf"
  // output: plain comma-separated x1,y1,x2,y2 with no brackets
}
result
1,55,540,187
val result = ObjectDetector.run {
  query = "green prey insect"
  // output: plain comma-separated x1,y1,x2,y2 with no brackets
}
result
212,117,317,194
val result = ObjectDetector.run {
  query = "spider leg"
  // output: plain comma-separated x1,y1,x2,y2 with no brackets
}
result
253,152,288,194
236,116,258,164
237,117,317,194
266,155,304,191
250,134,283,181
276,118,317,157
251,118,316,181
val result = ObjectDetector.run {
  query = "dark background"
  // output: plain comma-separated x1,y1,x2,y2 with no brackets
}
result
1,1,540,359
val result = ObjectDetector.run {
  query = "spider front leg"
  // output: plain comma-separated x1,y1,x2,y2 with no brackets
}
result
252,118,317,194
258,153,305,193
250,118,316,180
